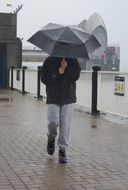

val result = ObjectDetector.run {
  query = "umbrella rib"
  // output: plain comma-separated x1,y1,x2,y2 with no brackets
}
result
69,27,91,43
54,27,87,45
41,27,66,41
50,27,70,55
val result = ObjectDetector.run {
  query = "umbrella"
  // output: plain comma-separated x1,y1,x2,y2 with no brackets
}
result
28,23,101,59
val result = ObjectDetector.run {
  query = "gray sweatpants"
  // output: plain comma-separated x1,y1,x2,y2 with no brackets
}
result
47,104,73,150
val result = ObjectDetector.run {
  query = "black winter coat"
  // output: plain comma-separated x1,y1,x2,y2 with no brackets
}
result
41,56,81,105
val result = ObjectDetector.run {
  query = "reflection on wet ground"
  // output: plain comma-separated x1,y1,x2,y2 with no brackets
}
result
0,89,128,189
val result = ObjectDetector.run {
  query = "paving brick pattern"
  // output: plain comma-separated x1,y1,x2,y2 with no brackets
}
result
0,90,128,189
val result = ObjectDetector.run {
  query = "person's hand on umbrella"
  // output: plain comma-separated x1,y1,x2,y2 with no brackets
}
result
59,58,67,74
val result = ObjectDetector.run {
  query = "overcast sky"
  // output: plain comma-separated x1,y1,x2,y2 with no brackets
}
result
0,0,128,71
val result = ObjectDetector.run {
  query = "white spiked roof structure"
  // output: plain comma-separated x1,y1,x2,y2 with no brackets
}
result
78,13,107,56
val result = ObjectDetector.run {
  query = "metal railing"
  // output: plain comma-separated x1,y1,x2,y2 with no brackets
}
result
98,71,128,117
10,67,128,118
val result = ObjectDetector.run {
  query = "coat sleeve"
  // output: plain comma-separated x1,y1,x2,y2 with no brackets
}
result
66,61,81,82
40,61,60,86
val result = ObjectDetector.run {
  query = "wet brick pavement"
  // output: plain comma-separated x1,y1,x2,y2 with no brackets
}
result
0,90,128,190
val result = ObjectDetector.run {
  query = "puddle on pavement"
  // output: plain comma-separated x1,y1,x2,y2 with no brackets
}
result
102,114,128,125
90,115,100,128
91,124,97,128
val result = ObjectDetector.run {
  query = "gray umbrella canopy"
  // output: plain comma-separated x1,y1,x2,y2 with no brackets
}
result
28,23,101,59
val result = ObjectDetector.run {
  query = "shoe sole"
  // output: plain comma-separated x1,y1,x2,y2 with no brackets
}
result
59,160,68,163
59,157,68,163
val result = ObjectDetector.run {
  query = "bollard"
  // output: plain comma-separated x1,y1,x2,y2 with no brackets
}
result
91,65,101,115
11,67,14,90
37,66,42,99
22,66,27,95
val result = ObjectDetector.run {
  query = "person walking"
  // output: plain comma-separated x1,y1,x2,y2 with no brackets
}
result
41,56,81,163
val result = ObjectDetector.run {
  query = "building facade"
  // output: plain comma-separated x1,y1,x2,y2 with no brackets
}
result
84,45,120,71
0,13,22,88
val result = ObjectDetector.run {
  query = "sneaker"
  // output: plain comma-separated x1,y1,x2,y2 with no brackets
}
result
58,149,68,163
47,139,55,155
